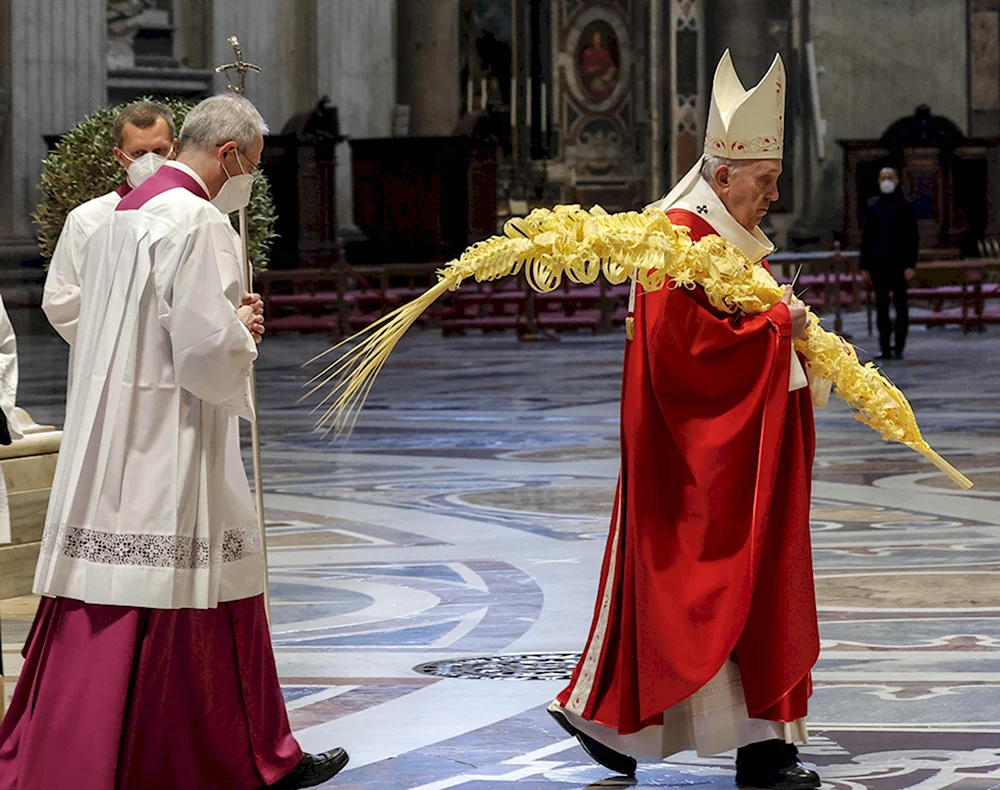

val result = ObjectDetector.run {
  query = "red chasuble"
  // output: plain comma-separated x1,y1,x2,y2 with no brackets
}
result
556,209,820,735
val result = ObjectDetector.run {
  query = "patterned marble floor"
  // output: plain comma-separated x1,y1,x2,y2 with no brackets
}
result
3,311,999,789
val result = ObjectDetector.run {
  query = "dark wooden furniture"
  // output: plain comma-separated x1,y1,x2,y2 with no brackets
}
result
348,136,497,265
260,98,343,270
840,106,1000,255
900,258,1000,334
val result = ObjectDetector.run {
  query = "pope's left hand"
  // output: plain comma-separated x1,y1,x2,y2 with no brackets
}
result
905,268,916,282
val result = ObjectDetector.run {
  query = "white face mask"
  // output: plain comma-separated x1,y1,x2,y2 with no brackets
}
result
879,179,897,194
211,150,255,214
123,152,169,187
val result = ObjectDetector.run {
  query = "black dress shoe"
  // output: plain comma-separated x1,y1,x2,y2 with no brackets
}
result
735,761,821,789
548,704,637,777
894,350,904,360
736,740,819,790
876,352,893,361
267,748,350,789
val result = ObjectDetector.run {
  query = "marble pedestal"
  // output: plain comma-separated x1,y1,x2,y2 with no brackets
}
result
0,408,59,716
0,408,61,600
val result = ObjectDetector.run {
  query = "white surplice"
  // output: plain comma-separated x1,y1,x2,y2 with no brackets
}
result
0,294,23,545
44,190,124,346
33,162,262,609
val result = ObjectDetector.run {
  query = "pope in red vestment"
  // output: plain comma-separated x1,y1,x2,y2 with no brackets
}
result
549,48,827,790
550,190,823,788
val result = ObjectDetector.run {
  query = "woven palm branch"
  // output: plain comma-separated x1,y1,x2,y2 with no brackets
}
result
304,204,972,490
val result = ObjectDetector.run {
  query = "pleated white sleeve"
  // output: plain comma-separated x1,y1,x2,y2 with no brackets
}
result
43,211,85,345
159,220,257,420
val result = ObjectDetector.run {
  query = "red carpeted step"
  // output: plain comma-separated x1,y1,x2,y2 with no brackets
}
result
441,315,521,332
910,308,975,327
534,309,603,330
908,287,968,300
265,314,339,333
268,291,347,309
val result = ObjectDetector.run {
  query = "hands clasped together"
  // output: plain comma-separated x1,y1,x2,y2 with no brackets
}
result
238,292,265,344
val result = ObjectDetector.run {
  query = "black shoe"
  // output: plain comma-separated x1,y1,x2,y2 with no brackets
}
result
547,704,637,777
876,352,893,361
894,350,904,360
267,748,350,789
735,761,821,789
736,740,819,790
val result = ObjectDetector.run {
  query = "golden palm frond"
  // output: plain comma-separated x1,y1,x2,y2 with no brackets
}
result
303,204,972,490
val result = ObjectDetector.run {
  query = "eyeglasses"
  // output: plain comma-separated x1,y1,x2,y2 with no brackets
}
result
235,148,262,177
217,144,262,177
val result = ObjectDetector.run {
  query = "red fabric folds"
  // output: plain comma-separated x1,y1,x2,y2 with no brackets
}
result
557,209,820,735
0,594,302,790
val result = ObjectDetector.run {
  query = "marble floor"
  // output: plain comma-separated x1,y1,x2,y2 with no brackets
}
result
3,311,1000,789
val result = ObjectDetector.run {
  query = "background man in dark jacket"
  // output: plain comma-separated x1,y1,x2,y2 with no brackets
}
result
860,167,919,360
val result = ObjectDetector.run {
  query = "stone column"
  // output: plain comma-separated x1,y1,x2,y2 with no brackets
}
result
396,0,460,136
705,0,771,87
0,0,106,241
176,0,213,70
212,0,318,131
317,1,397,231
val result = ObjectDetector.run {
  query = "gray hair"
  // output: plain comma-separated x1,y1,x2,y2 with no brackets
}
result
178,94,269,154
700,155,743,185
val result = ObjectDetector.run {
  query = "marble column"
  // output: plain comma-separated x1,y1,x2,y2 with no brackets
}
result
396,0,460,136
176,0,213,70
970,0,1000,137
0,0,106,241
316,1,397,231
705,0,772,88
212,0,318,132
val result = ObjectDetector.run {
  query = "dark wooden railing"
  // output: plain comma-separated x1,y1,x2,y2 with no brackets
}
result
257,247,1000,337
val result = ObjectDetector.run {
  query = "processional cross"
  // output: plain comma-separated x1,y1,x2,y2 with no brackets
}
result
215,36,261,95
213,35,271,625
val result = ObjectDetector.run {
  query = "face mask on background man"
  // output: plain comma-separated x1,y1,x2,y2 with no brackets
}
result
123,152,169,187
880,179,897,195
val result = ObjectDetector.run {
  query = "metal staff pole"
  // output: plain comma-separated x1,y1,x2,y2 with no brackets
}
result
217,36,270,624
240,208,270,625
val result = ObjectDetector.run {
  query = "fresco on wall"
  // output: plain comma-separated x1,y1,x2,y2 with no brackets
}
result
577,20,619,102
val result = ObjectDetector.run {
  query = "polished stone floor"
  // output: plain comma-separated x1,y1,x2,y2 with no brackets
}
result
3,311,1000,789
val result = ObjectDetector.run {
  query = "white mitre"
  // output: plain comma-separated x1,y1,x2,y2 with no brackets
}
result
651,49,785,212
643,50,821,398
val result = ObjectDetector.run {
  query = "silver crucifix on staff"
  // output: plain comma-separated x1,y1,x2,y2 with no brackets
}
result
215,35,271,624
215,35,261,95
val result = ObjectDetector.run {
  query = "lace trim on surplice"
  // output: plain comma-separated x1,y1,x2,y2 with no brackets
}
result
39,522,263,570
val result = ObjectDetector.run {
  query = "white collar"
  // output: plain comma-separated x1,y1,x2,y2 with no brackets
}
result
669,175,775,263
163,161,211,199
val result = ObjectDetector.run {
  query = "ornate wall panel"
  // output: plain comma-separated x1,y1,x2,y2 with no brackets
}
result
669,0,704,188
549,0,650,211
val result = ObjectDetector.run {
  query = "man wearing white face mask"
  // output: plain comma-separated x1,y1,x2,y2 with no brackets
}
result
860,167,919,360
0,94,349,790
43,101,178,355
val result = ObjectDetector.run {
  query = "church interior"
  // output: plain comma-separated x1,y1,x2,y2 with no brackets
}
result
1,1,1000,788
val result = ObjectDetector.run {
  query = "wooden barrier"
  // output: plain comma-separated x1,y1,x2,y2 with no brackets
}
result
255,249,976,337
898,258,1000,334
